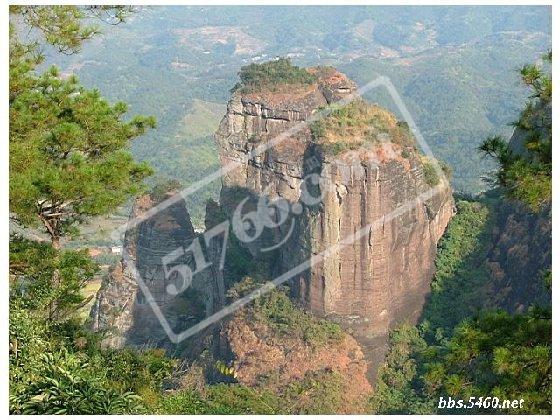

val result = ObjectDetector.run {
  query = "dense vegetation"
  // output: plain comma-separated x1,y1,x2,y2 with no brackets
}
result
479,52,551,212
231,57,317,93
372,54,552,415
421,200,494,334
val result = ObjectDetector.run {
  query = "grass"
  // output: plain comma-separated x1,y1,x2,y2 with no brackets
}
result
310,99,414,155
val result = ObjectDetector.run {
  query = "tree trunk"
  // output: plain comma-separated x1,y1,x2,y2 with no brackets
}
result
50,234,61,320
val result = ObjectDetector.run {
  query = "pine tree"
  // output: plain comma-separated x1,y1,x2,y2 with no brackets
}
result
479,52,551,212
9,6,155,248
8,8,166,414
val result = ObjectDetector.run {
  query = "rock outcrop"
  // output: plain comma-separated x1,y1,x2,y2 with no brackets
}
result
215,67,455,338
93,66,454,383
91,192,225,351
223,304,372,414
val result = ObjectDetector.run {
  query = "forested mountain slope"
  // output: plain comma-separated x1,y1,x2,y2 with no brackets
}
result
44,6,551,225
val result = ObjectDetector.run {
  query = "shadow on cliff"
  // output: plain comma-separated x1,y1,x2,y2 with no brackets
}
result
213,142,327,308
417,193,551,343
119,194,217,359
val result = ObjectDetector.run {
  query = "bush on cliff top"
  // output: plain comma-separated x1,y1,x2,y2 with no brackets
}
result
310,99,414,155
231,58,317,93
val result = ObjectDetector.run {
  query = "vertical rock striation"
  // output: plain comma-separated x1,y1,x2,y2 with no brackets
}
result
91,192,225,350
215,67,455,337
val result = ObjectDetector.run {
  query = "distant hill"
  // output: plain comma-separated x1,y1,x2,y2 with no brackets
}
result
44,5,551,226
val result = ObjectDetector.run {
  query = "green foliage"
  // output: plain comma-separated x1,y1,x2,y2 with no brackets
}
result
11,350,144,414
422,199,494,336
479,53,551,211
320,140,363,155
282,370,346,414
10,237,98,321
155,390,218,414
309,120,326,140
9,303,174,414
423,308,551,414
370,324,433,414
9,241,174,414
232,58,317,93
9,7,171,415
156,370,348,414
422,160,440,187
9,66,155,243
252,287,344,347
372,200,496,413
157,384,280,414
9,6,133,54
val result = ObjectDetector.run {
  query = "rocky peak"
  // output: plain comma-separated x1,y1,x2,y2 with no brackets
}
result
229,66,355,122
215,66,455,346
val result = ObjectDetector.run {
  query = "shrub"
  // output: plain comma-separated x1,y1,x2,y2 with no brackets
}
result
252,287,343,347
439,160,452,179
150,179,183,203
422,161,440,187
9,302,174,415
157,385,280,414
283,370,346,414
310,120,326,140
231,58,317,93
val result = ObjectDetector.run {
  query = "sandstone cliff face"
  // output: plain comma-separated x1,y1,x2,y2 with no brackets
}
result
215,68,455,337
91,193,224,350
